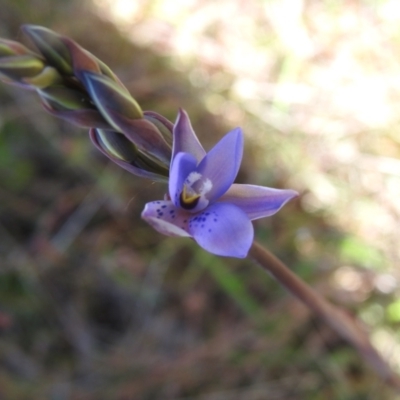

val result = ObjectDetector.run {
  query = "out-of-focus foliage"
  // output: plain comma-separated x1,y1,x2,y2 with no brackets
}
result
0,0,399,399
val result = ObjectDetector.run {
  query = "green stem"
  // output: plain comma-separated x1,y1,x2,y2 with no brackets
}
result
248,240,400,390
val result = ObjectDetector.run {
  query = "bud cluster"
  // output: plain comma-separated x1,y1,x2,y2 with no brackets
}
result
0,25,172,180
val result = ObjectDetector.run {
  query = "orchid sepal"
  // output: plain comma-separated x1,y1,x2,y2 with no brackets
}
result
172,108,206,162
220,184,298,220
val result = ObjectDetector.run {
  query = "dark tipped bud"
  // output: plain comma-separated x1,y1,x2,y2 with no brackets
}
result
143,111,173,146
81,71,143,121
21,25,73,75
90,128,169,181
61,37,102,79
82,72,173,163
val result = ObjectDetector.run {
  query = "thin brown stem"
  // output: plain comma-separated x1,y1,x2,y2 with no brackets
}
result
248,240,400,390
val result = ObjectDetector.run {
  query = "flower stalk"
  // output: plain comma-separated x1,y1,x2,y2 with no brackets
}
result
249,241,400,390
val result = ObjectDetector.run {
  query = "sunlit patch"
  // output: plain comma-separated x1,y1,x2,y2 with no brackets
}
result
93,0,140,23
332,265,372,302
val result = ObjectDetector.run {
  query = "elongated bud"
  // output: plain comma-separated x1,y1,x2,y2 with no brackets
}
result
143,111,174,146
63,37,123,87
39,85,95,111
82,71,172,163
21,25,73,75
0,55,45,81
81,71,143,120
0,39,34,56
0,38,62,89
90,128,169,181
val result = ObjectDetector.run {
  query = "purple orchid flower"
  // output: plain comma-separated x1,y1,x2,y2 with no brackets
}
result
141,109,298,258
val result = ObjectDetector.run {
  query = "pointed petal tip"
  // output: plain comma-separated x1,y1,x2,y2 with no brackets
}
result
174,108,190,128
285,189,299,201
220,127,244,146
220,185,298,221
230,126,243,138
275,188,299,211
233,127,244,153
176,108,189,119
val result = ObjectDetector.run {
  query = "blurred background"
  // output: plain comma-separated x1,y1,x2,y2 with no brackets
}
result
1,0,400,398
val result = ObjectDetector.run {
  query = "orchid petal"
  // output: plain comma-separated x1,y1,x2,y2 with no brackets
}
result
172,109,206,163
169,152,198,207
220,184,298,220
196,128,243,202
189,203,253,258
141,201,191,237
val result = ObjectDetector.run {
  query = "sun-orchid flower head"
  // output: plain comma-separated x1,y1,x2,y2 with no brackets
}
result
141,109,298,258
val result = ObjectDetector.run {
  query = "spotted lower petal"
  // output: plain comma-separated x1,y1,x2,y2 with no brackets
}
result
188,202,253,258
196,128,243,202
172,109,206,163
141,201,191,237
